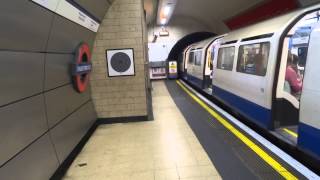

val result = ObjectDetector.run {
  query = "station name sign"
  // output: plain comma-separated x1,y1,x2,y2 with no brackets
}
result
31,0,100,32
72,63,92,76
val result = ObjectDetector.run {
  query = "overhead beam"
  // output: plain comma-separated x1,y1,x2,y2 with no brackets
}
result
224,0,299,30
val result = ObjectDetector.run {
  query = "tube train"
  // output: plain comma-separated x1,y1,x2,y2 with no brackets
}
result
180,4,320,162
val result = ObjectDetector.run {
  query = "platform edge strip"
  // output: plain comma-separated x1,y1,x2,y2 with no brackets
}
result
179,80,320,179
176,80,298,180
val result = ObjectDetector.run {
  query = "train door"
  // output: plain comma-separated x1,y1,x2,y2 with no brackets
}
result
193,49,205,87
274,10,320,143
178,51,184,78
186,50,195,80
203,45,213,92
182,47,191,80
203,39,222,93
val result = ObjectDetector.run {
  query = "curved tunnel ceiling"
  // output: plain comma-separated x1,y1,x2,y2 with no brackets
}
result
172,0,265,27
154,0,266,32
148,0,319,32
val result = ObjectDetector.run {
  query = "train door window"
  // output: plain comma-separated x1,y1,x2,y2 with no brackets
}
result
217,47,235,71
194,50,202,66
281,10,320,102
237,42,270,76
189,51,195,64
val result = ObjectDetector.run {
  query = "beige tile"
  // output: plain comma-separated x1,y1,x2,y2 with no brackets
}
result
110,161,134,175
178,166,204,179
205,175,222,180
193,149,213,166
180,176,222,180
155,169,179,180
130,171,154,180
154,159,177,170
105,173,132,180
198,165,219,176
180,178,207,180
131,160,155,172
175,157,198,167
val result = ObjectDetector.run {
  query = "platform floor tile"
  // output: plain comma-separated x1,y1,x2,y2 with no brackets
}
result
62,81,221,180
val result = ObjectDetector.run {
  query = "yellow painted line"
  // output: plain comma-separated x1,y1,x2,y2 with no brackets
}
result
283,128,298,138
176,80,298,180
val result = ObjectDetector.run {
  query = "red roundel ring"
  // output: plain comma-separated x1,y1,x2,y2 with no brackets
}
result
73,42,92,93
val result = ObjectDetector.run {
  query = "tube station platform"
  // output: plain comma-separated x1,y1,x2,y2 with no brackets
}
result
61,80,316,180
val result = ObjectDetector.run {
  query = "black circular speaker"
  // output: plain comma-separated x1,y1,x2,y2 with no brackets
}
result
110,52,131,73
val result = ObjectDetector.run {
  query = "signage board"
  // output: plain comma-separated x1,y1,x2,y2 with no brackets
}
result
168,61,177,79
31,0,60,11
169,61,177,74
31,0,100,32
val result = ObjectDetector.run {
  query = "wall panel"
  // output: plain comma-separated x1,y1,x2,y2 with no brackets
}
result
50,101,96,163
0,95,47,166
45,84,91,128
46,15,95,53
0,134,59,180
0,52,44,106
0,0,53,51
45,54,73,90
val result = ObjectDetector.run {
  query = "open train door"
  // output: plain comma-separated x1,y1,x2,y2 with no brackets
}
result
273,10,320,143
203,43,214,91
202,38,222,93
298,21,320,159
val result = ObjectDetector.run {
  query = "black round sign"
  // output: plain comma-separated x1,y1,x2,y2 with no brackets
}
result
110,52,131,73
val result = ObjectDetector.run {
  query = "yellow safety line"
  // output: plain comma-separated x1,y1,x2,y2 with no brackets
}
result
283,128,298,138
176,80,297,180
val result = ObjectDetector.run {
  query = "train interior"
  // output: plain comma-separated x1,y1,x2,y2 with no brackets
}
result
273,10,320,144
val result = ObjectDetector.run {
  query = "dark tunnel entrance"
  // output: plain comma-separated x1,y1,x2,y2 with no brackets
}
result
167,32,216,77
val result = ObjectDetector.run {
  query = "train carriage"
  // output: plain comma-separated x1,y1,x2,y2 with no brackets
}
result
182,3,320,161
183,36,224,93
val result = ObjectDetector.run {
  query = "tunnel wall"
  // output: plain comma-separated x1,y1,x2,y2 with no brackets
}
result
91,0,149,119
0,1,110,179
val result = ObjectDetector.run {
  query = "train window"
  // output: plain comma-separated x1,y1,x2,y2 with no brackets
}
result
194,51,202,66
237,42,270,76
217,47,235,71
189,51,194,64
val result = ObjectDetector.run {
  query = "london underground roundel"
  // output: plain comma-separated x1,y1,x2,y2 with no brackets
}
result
72,42,92,93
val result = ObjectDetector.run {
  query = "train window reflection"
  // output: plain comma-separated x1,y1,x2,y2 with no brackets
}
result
237,42,270,76
217,47,235,71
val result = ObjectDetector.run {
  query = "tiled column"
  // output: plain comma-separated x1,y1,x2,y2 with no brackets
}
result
90,0,148,119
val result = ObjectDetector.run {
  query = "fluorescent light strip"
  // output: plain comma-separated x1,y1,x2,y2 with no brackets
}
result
179,80,319,180
32,0,100,32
